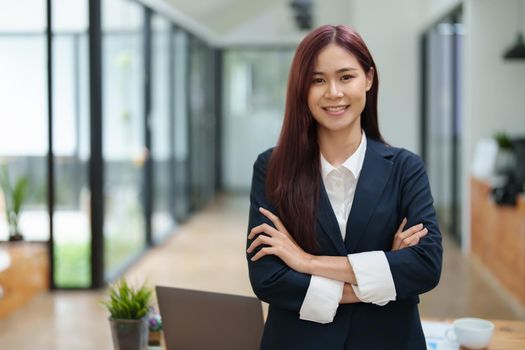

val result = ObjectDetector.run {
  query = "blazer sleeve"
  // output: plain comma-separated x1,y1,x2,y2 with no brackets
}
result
384,151,443,299
246,151,311,313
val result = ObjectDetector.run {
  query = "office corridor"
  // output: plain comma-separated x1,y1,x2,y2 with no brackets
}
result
0,194,521,349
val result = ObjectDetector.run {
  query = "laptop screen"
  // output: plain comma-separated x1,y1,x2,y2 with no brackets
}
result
156,286,264,350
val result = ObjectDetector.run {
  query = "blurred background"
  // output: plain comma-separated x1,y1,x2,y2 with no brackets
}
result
0,0,524,348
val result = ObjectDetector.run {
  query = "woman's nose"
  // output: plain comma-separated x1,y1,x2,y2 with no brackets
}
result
324,81,343,98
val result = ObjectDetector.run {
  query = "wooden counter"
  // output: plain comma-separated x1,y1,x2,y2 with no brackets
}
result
470,177,525,308
0,242,48,318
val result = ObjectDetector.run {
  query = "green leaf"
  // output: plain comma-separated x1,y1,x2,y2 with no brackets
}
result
0,166,29,236
102,279,152,320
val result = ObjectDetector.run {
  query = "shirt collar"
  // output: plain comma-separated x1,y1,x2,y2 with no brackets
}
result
320,131,367,180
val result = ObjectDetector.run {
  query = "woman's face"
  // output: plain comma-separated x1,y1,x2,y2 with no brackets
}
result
307,43,373,136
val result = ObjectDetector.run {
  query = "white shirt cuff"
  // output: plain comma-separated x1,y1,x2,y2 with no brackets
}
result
348,251,396,306
299,275,344,324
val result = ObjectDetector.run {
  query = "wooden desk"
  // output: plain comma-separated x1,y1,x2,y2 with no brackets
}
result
428,319,525,349
486,320,525,349
152,319,524,350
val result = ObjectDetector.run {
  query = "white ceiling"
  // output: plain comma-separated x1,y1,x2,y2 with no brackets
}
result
161,0,352,46
166,0,282,34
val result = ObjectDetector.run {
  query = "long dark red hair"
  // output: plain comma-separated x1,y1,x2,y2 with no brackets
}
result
266,25,385,253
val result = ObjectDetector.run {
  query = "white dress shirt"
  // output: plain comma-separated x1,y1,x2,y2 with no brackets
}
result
299,132,397,324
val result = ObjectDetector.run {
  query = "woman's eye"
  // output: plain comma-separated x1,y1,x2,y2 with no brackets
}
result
312,78,324,84
341,75,354,81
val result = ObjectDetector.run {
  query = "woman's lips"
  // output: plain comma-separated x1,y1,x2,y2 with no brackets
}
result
322,105,349,116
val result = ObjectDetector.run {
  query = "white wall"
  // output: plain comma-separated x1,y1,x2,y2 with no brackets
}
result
350,0,420,153
465,0,525,152
461,0,525,252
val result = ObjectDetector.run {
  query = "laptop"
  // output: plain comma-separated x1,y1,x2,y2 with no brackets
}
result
156,286,265,350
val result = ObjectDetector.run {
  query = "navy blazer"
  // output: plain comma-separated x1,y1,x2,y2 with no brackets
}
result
246,137,443,350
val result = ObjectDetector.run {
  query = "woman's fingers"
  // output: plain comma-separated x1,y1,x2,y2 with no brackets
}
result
250,247,274,261
398,223,424,240
258,207,299,246
402,228,428,247
259,207,287,233
246,234,272,253
396,217,408,234
248,223,280,240
247,216,312,272
392,221,428,251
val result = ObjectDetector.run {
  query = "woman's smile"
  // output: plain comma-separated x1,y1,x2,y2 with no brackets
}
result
322,105,350,116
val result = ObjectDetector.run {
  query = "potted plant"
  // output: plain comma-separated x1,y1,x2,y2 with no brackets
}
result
103,280,152,350
0,166,29,242
494,132,516,175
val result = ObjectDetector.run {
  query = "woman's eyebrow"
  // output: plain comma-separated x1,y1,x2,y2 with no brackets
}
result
312,67,359,75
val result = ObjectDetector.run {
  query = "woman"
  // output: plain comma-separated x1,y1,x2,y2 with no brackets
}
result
246,25,442,350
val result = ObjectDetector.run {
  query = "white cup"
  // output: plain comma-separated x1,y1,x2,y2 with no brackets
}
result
445,318,495,349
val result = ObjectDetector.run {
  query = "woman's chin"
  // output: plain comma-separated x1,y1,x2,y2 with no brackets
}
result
318,119,360,134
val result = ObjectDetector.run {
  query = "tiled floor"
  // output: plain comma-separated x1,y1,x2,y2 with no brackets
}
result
0,194,522,349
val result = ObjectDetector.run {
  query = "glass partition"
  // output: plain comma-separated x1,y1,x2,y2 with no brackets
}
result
423,12,464,242
189,38,216,210
102,0,146,277
0,0,49,242
222,49,294,191
151,15,174,244
0,0,219,288
51,0,91,287
173,29,190,221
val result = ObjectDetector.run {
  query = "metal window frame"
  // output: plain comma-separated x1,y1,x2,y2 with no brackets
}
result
46,0,55,289
144,7,153,247
88,0,104,289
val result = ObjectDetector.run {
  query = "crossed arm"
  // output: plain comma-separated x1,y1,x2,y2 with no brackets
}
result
247,207,428,304
246,152,442,313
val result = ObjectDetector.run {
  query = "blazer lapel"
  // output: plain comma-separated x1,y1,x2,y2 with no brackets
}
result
344,138,394,253
317,179,347,256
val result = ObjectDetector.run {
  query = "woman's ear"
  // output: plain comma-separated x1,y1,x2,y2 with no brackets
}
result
366,67,374,92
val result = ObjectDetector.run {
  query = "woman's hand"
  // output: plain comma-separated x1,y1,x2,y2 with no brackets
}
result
247,207,312,274
391,217,428,251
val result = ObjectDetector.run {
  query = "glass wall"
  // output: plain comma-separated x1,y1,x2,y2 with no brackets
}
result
173,29,190,221
1,0,219,289
52,0,91,287
189,37,217,210
222,49,294,191
422,11,464,242
151,14,174,244
102,0,146,277
0,0,49,242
